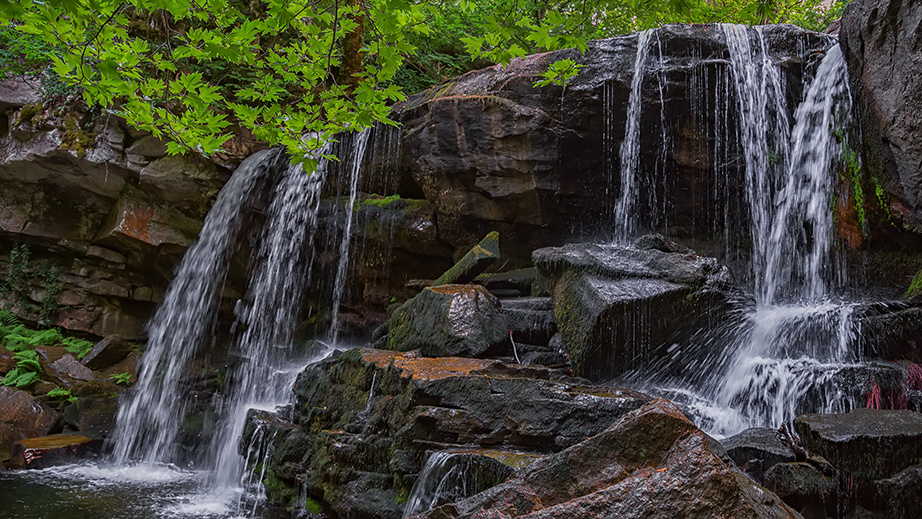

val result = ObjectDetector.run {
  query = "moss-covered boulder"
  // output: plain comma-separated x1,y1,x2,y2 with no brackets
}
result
432,231,500,287
384,285,509,358
245,348,650,518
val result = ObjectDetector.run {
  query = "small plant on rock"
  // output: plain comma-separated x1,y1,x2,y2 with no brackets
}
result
111,372,133,387
46,386,78,404
62,336,94,360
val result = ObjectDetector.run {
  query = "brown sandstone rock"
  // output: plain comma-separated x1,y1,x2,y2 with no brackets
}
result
413,399,799,519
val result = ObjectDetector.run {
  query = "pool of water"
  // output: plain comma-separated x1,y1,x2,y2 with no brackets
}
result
0,463,282,519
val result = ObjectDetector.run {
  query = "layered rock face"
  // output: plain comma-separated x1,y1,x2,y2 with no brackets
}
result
0,94,253,338
390,24,833,266
841,0,922,233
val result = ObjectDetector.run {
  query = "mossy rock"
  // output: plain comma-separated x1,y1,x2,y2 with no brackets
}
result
433,231,500,287
385,284,509,358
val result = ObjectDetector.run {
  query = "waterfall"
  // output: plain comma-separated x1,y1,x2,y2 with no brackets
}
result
208,149,329,491
721,24,793,304
330,130,371,344
623,38,858,437
109,128,372,511
705,43,854,433
699,42,855,435
109,148,286,466
764,44,852,304
613,29,654,243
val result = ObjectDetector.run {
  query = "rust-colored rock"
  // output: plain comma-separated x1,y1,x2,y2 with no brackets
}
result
9,433,99,469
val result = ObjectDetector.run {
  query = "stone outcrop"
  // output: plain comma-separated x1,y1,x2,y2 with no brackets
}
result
412,399,799,519
0,92,250,339
533,237,741,379
245,348,651,517
841,0,922,233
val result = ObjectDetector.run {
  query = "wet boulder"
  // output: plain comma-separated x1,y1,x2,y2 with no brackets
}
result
412,399,798,519
533,239,741,379
502,296,557,347
49,354,95,384
81,334,134,370
0,387,60,464
853,301,922,362
722,427,797,482
762,462,837,518
874,464,922,519
383,285,509,358
793,409,922,482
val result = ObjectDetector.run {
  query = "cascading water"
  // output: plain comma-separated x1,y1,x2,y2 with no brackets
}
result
634,39,858,437
612,29,654,243
109,148,284,467
105,129,372,515
330,130,371,344
702,43,855,434
209,148,330,494
721,24,793,303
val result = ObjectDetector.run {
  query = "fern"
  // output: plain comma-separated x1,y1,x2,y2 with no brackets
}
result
62,336,94,359
46,386,78,403
2,327,64,351
0,310,17,327
0,349,44,388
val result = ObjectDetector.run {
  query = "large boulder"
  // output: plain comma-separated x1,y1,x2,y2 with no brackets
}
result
762,462,837,518
81,334,134,370
247,348,651,517
721,427,797,483
793,409,922,482
383,285,509,357
411,399,799,519
0,387,60,464
841,0,922,233
791,409,922,516
533,238,741,379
